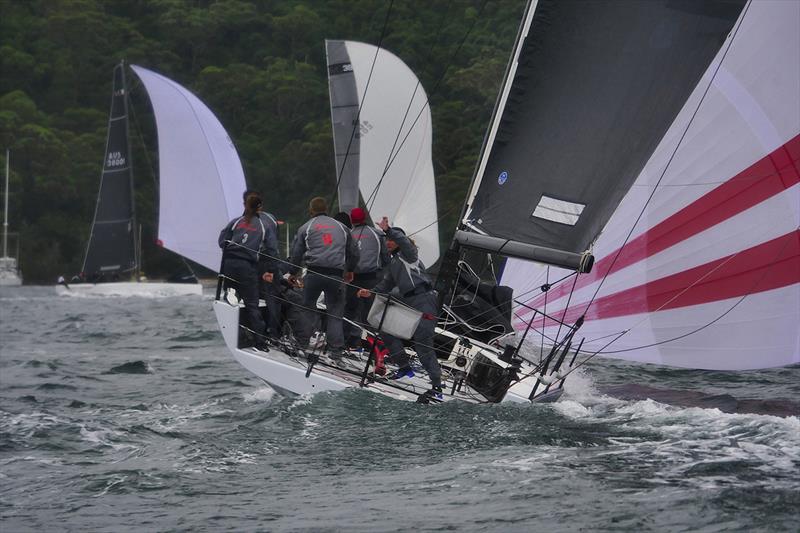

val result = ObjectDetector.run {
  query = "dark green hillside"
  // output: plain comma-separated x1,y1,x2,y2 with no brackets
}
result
0,0,524,282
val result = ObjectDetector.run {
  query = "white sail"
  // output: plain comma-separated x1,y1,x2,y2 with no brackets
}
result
131,65,246,272
326,41,440,267
502,0,800,370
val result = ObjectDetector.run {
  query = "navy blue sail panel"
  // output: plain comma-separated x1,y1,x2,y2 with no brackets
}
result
82,63,137,277
465,0,746,254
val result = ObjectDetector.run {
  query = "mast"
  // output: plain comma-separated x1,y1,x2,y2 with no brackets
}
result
3,148,8,259
122,60,139,277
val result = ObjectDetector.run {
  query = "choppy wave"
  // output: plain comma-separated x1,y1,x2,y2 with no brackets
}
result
1,286,798,531
105,361,153,375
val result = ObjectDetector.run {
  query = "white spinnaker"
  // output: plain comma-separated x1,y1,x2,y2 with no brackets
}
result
501,0,800,370
343,41,440,267
131,65,246,272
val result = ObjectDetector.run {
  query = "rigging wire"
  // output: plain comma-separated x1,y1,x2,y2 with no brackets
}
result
540,265,549,362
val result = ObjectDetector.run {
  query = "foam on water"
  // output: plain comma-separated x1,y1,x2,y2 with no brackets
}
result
242,386,276,403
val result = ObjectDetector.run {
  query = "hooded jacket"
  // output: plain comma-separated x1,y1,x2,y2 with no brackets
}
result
372,227,432,299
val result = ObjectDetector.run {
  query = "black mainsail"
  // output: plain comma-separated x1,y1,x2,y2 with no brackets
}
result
82,62,137,279
460,0,747,267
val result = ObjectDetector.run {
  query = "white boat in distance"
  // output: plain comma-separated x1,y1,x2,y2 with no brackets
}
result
1,149,22,287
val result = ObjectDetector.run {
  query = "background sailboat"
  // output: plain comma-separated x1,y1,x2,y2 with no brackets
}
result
58,63,245,297
0,149,22,287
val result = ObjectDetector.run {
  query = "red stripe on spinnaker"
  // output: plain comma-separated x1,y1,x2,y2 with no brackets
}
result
518,230,800,329
519,134,800,318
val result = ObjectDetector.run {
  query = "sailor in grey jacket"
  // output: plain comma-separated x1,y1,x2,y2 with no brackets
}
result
288,196,358,354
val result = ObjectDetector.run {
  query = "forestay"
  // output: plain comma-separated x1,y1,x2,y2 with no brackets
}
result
503,0,800,370
326,40,440,267
131,65,246,271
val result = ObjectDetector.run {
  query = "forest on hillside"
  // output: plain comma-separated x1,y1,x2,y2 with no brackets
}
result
0,0,525,282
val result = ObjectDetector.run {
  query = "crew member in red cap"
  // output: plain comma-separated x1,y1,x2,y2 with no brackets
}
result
344,207,390,347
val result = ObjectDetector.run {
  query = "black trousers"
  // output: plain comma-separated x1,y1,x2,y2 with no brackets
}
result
223,258,266,342
301,271,345,349
382,291,441,387
258,276,282,338
344,272,379,345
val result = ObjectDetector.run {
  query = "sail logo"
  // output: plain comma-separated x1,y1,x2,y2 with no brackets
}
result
352,120,373,138
498,171,508,185
106,151,126,167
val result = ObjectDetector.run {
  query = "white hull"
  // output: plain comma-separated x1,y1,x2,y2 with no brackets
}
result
0,257,22,286
0,274,22,287
213,300,567,404
56,281,203,298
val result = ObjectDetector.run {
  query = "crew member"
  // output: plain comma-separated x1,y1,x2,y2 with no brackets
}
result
288,197,358,358
344,207,389,347
357,217,442,398
219,190,279,350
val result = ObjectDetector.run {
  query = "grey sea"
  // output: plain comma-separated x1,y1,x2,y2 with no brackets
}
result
1,286,798,532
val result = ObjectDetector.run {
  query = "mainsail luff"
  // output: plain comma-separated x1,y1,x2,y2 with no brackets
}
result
461,0,747,258
82,62,137,278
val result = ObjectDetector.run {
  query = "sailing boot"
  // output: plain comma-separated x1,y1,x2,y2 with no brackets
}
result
386,367,415,380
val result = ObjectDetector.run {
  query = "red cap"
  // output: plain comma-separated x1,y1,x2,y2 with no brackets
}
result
350,207,366,225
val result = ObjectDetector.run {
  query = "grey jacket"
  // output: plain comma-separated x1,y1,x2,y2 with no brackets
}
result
373,228,432,299
289,213,358,274
218,212,279,272
351,224,389,274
